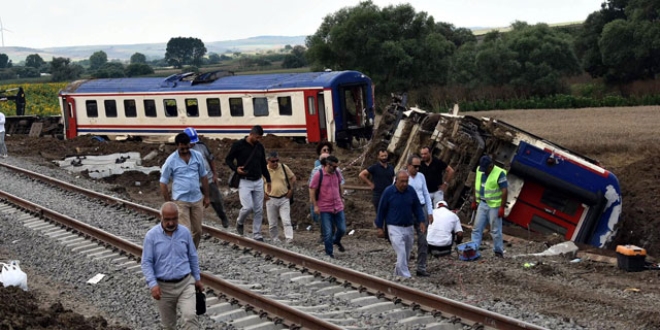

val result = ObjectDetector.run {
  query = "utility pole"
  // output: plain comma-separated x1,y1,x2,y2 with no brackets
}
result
0,16,11,47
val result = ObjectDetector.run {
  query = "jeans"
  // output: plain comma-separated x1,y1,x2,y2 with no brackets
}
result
266,197,293,240
471,202,504,254
388,225,414,278
0,131,6,156
430,190,444,208
320,211,346,256
237,179,265,239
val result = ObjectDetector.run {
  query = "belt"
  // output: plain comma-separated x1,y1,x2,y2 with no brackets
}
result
243,177,261,181
389,223,413,227
269,195,287,199
157,273,190,283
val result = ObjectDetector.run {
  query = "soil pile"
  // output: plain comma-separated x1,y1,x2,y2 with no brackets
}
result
0,286,131,330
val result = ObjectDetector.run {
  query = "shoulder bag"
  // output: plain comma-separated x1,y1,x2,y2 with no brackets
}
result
228,144,259,189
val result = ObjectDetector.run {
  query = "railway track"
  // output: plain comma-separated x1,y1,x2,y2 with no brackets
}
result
0,162,547,330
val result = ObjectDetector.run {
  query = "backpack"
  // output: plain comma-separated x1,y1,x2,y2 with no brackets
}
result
314,170,341,201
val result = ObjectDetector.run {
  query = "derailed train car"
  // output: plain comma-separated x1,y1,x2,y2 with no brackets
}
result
375,104,621,248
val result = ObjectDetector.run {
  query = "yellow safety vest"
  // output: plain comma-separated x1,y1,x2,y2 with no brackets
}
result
475,166,506,208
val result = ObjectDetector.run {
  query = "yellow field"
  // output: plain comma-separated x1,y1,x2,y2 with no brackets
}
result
0,82,67,116
473,106,660,168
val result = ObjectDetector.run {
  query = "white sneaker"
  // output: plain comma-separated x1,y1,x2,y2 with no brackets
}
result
2,154,6,158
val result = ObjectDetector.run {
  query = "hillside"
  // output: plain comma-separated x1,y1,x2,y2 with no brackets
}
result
1,35,307,63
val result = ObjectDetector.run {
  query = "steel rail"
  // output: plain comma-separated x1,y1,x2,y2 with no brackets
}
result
1,162,546,329
0,189,342,330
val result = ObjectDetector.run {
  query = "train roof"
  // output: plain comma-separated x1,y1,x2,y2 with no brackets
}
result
61,70,371,94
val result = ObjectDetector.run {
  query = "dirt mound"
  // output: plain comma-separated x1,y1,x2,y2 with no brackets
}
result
0,286,131,330
610,148,660,256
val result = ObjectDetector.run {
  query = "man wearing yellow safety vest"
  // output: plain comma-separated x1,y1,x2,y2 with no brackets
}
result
470,155,508,258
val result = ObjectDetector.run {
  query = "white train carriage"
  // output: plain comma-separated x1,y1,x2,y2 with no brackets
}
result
59,70,375,144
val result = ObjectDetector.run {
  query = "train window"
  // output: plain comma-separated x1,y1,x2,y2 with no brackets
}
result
144,100,157,117
278,97,292,116
253,97,269,117
540,189,580,216
164,99,178,117
229,98,244,117
206,98,221,117
307,97,315,115
86,100,98,118
185,99,199,117
104,100,117,118
124,100,137,118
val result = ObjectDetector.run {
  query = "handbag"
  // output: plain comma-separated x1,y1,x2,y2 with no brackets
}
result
282,164,294,205
195,292,206,315
228,144,260,189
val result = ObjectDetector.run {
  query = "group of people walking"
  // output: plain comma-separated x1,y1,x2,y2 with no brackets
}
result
141,126,509,328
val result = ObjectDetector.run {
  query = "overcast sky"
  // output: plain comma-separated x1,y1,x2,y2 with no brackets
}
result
2,0,604,49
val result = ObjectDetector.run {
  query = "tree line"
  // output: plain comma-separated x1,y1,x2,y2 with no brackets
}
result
304,0,660,109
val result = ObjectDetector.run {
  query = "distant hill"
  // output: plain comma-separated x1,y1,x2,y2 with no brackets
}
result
0,35,308,63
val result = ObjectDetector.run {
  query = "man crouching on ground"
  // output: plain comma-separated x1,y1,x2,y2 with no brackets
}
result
375,170,426,278
141,202,204,330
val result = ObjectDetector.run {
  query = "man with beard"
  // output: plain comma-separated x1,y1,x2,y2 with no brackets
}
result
359,149,395,231
309,155,346,258
141,202,204,330
160,132,210,249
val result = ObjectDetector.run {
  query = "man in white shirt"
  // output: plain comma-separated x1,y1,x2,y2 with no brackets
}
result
0,111,7,158
427,200,463,257
404,155,433,277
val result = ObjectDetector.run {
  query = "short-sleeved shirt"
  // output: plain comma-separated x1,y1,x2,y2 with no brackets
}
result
309,169,344,213
427,207,463,247
266,163,295,197
191,142,214,182
419,158,448,193
160,149,207,202
367,162,395,195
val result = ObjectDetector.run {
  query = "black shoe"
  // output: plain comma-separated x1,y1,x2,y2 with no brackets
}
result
221,218,229,229
334,242,345,252
236,224,244,235
255,237,264,242
416,270,430,277
495,252,504,258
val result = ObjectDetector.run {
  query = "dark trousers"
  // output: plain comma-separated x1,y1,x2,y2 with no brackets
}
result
207,182,229,222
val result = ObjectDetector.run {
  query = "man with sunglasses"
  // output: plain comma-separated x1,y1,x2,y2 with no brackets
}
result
160,132,210,249
404,155,433,277
264,151,296,243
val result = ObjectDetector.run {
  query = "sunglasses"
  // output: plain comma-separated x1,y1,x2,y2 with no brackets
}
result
411,165,420,169
269,159,279,163
321,148,329,152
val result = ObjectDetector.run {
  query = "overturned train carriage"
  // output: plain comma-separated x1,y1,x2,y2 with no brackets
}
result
375,106,621,248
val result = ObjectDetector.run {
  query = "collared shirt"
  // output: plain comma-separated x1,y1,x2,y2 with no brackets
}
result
419,157,448,193
367,162,395,195
407,172,433,214
225,137,271,182
266,163,295,197
427,207,463,247
375,185,425,228
309,169,344,213
308,165,344,185
159,149,207,202
141,224,201,289
0,112,4,132
191,142,214,182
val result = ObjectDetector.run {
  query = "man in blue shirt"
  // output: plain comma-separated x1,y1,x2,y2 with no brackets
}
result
376,171,426,278
160,132,210,249
141,202,204,330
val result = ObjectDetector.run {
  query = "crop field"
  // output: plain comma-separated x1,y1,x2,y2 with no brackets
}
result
0,82,66,116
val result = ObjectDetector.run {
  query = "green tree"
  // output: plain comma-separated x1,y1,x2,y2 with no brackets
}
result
50,57,83,82
125,63,154,77
305,1,457,92
25,54,45,69
130,52,147,64
0,54,9,69
207,53,221,65
89,51,108,71
448,42,479,87
165,37,207,68
92,62,125,78
282,45,308,68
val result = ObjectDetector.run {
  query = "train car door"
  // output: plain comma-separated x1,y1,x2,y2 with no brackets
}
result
61,96,77,139
304,90,327,142
507,180,587,240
